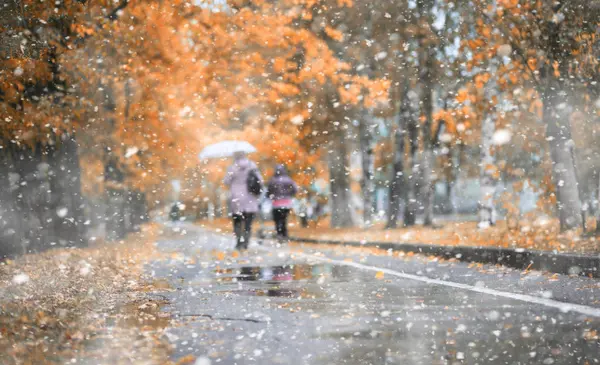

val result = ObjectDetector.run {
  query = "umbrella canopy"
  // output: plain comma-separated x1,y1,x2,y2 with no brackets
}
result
198,140,257,160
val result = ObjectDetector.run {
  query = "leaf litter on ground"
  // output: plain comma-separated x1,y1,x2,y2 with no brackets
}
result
0,224,183,364
199,217,600,255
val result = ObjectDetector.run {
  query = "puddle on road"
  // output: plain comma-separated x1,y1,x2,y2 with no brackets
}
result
231,287,301,298
214,263,344,283
212,263,351,298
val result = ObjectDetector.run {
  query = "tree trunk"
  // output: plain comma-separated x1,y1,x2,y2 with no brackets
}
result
404,112,420,227
106,187,127,240
445,179,454,214
105,156,127,240
387,122,405,229
359,113,376,227
0,148,21,258
0,137,85,254
329,128,355,228
50,133,86,246
478,113,497,228
123,192,134,233
596,173,600,236
421,148,435,226
387,81,410,229
130,191,148,229
356,12,375,227
15,143,49,252
100,77,129,240
540,14,582,231
478,57,503,228
543,87,582,231
420,46,435,226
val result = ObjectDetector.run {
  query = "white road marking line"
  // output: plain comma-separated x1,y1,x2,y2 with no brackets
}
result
287,249,600,318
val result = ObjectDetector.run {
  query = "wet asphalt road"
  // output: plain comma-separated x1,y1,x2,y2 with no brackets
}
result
148,223,600,365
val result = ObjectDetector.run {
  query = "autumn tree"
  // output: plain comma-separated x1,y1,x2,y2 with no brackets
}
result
459,0,600,231
1,0,216,250
186,0,390,227
0,0,96,255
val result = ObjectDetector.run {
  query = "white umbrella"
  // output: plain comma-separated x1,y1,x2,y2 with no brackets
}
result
198,140,257,160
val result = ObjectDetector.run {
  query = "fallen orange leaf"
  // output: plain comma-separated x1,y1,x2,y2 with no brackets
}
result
176,355,196,365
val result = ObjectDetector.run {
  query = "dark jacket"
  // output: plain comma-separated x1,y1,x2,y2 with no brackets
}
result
267,165,298,208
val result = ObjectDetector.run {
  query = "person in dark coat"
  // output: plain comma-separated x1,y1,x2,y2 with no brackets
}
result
266,165,298,241
170,202,182,222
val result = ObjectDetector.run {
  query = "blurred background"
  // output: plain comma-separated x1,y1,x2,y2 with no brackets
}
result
1,0,599,257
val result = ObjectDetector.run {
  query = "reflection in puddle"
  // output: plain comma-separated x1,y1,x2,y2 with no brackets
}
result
214,263,336,283
236,287,299,298
213,263,344,298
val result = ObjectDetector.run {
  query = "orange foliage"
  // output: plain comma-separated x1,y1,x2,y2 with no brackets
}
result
2,0,387,201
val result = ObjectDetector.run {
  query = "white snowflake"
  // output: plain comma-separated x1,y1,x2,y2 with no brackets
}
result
492,129,512,145
194,357,211,365
12,273,30,285
496,44,512,58
374,51,388,61
125,147,139,158
290,115,304,125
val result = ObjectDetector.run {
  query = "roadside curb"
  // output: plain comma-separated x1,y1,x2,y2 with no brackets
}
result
288,236,600,278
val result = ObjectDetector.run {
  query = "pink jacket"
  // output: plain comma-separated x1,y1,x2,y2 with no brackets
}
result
223,158,262,214
267,165,298,209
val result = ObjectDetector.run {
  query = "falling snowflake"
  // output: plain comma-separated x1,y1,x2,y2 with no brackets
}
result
290,115,304,125
125,146,139,158
492,129,512,145
439,133,452,143
194,356,212,365
496,44,512,58
80,261,92,276
374,51,388,61
12,273,30,285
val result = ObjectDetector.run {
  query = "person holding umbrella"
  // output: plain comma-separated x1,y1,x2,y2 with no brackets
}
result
223,151,263,250
266,165,298,242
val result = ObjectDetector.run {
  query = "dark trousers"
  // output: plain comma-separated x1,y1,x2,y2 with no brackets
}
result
300,215,309,228
232,213,254,249
272,208,290,239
